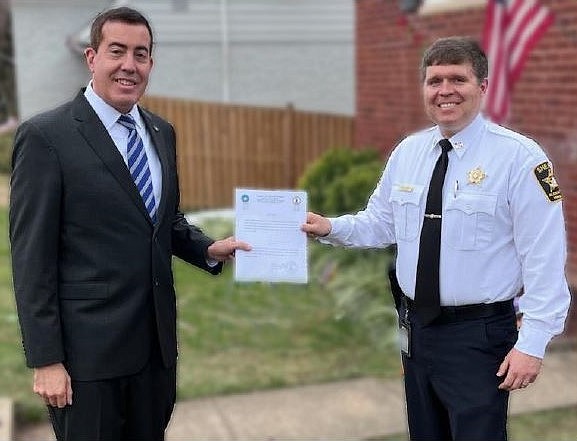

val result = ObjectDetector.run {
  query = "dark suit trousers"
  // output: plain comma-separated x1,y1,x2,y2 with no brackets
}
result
401,303,517,441
47,349,176,441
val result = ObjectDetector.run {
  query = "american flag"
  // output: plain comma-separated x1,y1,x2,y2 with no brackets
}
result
482,0,554,123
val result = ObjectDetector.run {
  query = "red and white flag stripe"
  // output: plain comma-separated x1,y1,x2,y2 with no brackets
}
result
482,0,554,123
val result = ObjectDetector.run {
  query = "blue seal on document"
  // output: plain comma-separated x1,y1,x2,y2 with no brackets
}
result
241,194,250,203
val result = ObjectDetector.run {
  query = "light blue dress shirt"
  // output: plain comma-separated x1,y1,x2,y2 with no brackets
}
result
84,84,162,207
323,113,570,358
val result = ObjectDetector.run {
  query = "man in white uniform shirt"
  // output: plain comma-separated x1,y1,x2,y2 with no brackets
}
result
302,36,570,440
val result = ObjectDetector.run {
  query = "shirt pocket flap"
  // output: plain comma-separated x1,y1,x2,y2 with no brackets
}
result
389,184,425,206
447,192,497,216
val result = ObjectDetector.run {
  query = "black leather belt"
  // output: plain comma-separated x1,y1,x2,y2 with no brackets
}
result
403,295,515,324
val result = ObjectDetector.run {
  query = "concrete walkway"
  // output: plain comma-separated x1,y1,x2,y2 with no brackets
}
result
14,344,577,441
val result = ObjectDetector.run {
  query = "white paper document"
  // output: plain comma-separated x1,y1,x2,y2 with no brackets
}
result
234,188,308,283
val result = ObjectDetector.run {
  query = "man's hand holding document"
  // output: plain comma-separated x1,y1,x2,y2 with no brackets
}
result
234,188,308,283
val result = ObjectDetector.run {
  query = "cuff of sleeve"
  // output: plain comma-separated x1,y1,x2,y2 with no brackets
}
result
514,320,553,359
318,217,346,245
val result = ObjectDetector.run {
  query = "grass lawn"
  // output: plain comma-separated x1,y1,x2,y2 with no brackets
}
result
377,405,577,441
173,259,400,400
0,205,401,422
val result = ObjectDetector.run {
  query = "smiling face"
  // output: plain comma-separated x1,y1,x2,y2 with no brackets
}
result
423,62,487,138
84,20,153,114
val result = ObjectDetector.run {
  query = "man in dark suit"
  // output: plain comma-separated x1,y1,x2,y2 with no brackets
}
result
9,7,250,441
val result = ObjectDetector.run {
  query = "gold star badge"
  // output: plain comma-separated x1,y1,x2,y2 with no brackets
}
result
468,167,487,185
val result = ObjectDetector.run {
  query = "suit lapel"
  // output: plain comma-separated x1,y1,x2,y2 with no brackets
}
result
71,92,153,223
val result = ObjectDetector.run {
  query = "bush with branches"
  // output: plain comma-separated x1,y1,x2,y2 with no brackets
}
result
299,147,398,349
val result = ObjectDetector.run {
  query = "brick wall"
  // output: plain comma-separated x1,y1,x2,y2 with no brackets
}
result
356,0,577,336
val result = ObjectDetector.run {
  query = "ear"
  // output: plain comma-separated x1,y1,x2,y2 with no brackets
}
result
480,78,488,95
84,47,96,73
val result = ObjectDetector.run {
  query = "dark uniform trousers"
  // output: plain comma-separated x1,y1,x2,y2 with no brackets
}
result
47,340,176,441
401,296,517,441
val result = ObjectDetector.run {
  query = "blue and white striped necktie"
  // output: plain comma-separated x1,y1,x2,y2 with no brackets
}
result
117,114,157,223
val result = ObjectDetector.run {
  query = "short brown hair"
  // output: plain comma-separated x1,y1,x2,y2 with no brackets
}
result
420,36,488,83
90,7,154,53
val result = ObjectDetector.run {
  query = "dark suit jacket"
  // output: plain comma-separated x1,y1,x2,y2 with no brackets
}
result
9,90,222,381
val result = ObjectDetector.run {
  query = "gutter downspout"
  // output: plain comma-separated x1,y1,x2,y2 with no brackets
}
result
220,0,230,102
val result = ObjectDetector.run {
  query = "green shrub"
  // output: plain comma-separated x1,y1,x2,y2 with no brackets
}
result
299,147,397,349
310,244,397,350
0,131,13,173
324,161,384,216
298,147,382,216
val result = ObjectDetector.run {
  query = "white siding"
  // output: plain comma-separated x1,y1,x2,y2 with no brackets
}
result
13,0,354,118
12,0,108,118
149,0,352,43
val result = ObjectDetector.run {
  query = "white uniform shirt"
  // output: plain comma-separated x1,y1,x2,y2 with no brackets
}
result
323,113,570,358
84,84,163,206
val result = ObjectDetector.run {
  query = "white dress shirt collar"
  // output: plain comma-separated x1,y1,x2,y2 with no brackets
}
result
430,113,486,159
83,82,145,132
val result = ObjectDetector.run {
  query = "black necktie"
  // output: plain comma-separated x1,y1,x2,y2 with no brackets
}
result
414,139,453,325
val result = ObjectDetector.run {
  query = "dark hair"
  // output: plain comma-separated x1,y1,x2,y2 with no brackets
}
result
420,36,488,83
90,7,154,53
